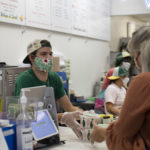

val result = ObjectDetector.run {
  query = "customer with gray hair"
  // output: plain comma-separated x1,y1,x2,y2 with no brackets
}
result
128,25,150,73
90,26,150,150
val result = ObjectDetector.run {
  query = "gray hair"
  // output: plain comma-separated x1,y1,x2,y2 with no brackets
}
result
141,39,150,72
128,25,150,52
128,25,150,72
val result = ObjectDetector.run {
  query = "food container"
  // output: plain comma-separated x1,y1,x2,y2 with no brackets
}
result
102,116,111,124
81,129,92,141
100,114,113,123
80,112,100,129
98,124,109,128
80,112,101,141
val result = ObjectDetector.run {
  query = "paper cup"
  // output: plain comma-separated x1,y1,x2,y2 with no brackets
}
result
81,129,92,141
80,112,100,129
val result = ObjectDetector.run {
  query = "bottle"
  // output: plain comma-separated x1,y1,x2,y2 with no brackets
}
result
93,81,101,97
16,89,33,150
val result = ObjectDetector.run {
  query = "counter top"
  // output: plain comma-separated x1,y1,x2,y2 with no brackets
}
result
42,126,108,150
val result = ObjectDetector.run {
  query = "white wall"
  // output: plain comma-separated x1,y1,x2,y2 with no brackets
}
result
110,0,150,52
111,0,150,15
0,22,110,98
110,16,144,51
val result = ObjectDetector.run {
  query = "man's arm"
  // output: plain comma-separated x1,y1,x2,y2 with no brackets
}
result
57,113,63,122
57,95,83,112
57,95,84,138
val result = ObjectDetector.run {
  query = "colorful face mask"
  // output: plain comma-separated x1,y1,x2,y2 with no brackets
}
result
34,57,53,72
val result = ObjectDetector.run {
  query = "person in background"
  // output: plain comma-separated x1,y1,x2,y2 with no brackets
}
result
115,50,132,88
90,26,150,150
115,50,131,71
94,68,114,114
104,66,128,116
103,51,131,91
94,52,131,114
14,39,83,138
94,66,128,114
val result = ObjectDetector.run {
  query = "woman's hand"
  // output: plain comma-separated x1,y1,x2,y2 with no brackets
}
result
90,121,106,144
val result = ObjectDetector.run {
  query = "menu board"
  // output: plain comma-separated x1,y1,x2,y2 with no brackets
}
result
25,0,51,30
51,0,72,33
87,0,110,41
72,0,88,36
0,0,25,25
0,0,110,41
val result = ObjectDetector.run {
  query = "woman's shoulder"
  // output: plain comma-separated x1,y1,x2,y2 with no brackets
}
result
133,72,150,82
129,72,150,89
106,83,118,91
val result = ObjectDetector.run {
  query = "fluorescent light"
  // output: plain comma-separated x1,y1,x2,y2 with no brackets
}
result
145,0,150,8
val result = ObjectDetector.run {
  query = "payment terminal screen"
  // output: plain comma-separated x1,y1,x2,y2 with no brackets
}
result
32,109,58,141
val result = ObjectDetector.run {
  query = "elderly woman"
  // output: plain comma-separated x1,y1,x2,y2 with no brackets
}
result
90,26,150,150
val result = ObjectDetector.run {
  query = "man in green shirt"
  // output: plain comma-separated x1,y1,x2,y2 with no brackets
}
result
15,39,83,138
15,68,66,100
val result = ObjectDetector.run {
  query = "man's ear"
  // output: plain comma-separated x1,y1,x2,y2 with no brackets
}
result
28,54,35,63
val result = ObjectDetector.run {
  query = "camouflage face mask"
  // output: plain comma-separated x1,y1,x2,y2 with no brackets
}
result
34,57,53,72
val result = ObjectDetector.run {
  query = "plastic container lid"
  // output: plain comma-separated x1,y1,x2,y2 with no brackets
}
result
103,116,110,119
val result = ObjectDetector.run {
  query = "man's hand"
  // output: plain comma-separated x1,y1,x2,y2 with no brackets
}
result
60,111,83,138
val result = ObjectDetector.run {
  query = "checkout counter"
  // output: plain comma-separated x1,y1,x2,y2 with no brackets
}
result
0,67,105,149
42,126,108,150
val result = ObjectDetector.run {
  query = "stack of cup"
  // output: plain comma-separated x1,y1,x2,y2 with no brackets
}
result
80,112,100,141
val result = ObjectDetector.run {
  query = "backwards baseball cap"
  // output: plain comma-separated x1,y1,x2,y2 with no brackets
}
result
23,39,51,64
108,66,128,80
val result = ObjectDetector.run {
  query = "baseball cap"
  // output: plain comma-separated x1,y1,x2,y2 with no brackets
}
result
23,39,51,64
102,68,114,90
108,66,128,80
115,51,131,66
122,51,131,58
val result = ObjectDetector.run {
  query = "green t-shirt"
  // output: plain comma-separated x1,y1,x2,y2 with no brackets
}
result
14,68,66,100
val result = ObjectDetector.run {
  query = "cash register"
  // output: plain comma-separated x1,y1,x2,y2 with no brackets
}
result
21,86,64,149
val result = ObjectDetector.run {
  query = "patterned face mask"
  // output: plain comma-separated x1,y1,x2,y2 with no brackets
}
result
34,57,53,72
